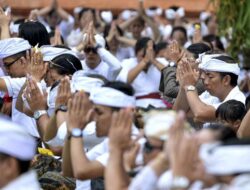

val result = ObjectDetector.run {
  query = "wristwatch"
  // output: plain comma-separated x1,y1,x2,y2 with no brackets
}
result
34,110,47,120
68,128,83,140
171,176,190,189
55,105,67,114
186,85,196,92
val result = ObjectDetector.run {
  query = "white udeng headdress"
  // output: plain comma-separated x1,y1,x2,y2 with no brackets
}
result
165,7,185,20
89,87,135,108
0,117,36,160
198,57,240,75
200,142,250,175
0,38,31,59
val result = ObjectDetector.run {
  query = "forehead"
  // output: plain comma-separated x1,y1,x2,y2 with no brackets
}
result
3,55,17,63
201,70,220,76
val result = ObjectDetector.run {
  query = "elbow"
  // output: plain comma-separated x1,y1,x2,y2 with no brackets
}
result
73,169,89,180
193,111,207,122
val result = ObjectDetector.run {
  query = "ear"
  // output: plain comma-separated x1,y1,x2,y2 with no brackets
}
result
222,75,231,86
233,119,241,130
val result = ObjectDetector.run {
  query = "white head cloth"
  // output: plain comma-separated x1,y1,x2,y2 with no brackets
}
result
121,10,138,20
197,53,222,64
41,45,78,62
0,38,31,59
74,7,83,14
9,22,20,34
144,110,193,141
200,11,211,21
0,117,36,160
89,87,135,108
165,7,185,20
144,110,176,141
71,70,105,93
198,57,240,75
101,11,113,24
200,143,250,175
83,33,106,48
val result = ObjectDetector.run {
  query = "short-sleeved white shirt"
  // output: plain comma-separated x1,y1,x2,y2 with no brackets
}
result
1,76,39,137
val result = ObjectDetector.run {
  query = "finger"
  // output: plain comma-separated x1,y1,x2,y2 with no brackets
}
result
67,98,73,115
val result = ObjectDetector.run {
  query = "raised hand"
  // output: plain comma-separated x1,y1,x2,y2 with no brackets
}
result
66,91,93,131
55,76,72,108
109,108,133,151
165,40,183,64
24,77,47,112
27,48,48,82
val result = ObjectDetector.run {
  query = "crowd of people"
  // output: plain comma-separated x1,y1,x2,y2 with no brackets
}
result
0,0,250,189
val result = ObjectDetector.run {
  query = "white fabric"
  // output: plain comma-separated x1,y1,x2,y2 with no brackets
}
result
2,170,40,190
74,7,83,14
66,28,83,48
115,46,135,62
197,53,222,65
0,117,36,160
200,11,211,21
101,11,113,24
200,143,250,175
165,7,185,20
9,22,20,34
199,58,240,75
41,45,78,61
144,110,176,141
81,47,121,81
71,71,105,92
1,76,39,137
117,57,168,108
200,86,245,110
89,87,135,108
0,38,31,59
38,15,75,40
121,10,138,20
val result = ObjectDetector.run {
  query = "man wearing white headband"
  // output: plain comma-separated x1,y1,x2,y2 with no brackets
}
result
0,38,40,138
174,54,245,126
63,81,138,190
73,22,122,81
200,139,250,189
0,117,39,189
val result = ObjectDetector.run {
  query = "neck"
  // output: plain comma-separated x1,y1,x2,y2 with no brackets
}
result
217,86,235,101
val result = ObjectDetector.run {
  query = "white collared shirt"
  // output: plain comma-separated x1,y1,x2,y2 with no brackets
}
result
2,170,40,190
1,76,39,138
117,57,169,108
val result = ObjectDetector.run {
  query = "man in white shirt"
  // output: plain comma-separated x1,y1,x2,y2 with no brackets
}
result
62,81,138,190
0,117,40,190
77,23,122,81
0,38,40,137
117,37,168,108
174,55,245,125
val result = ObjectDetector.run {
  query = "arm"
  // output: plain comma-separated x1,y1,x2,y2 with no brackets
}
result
185,89,216,122
161,67,180,98
70,137,104,179
62,136,74,177
0,7,10,39
116,36,136,47
119,14,140,31
127,61,146,84
238,109,250,138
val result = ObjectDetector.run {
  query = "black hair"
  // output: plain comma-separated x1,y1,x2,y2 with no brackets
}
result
203,34,224,51
213,55,238,86
135,37,154,56
13,18,25,25
215,100,246,122
79,8,95,20
0,152,30,175
155,42,168,56
207,124,237,142
102,81,134,96
19,21,50,47
245,94,250,111
168,6,180,11
86,73,109,84
187,43,211,59
51,54,82,75
53,44,70,50
170,26,187,40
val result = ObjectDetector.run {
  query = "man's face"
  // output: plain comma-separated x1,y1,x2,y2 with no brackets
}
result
143,137,164,165
172,30,186,47
79,10,94,29
84,47,101,69
93,104,113,137
200,71,224,97
130,20,144,39
3,56,26,77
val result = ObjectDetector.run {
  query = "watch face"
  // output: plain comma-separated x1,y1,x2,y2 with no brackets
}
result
71,128,82,137
34,111,40,119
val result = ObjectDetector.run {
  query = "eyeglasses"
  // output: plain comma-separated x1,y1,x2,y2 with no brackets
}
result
3,57,20,69
49,59,77,72
143,141,163,154
84,47,98,54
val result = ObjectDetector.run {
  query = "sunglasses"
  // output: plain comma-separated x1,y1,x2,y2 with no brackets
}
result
4,57,20,69
84,47,98,54
143,141,163,154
